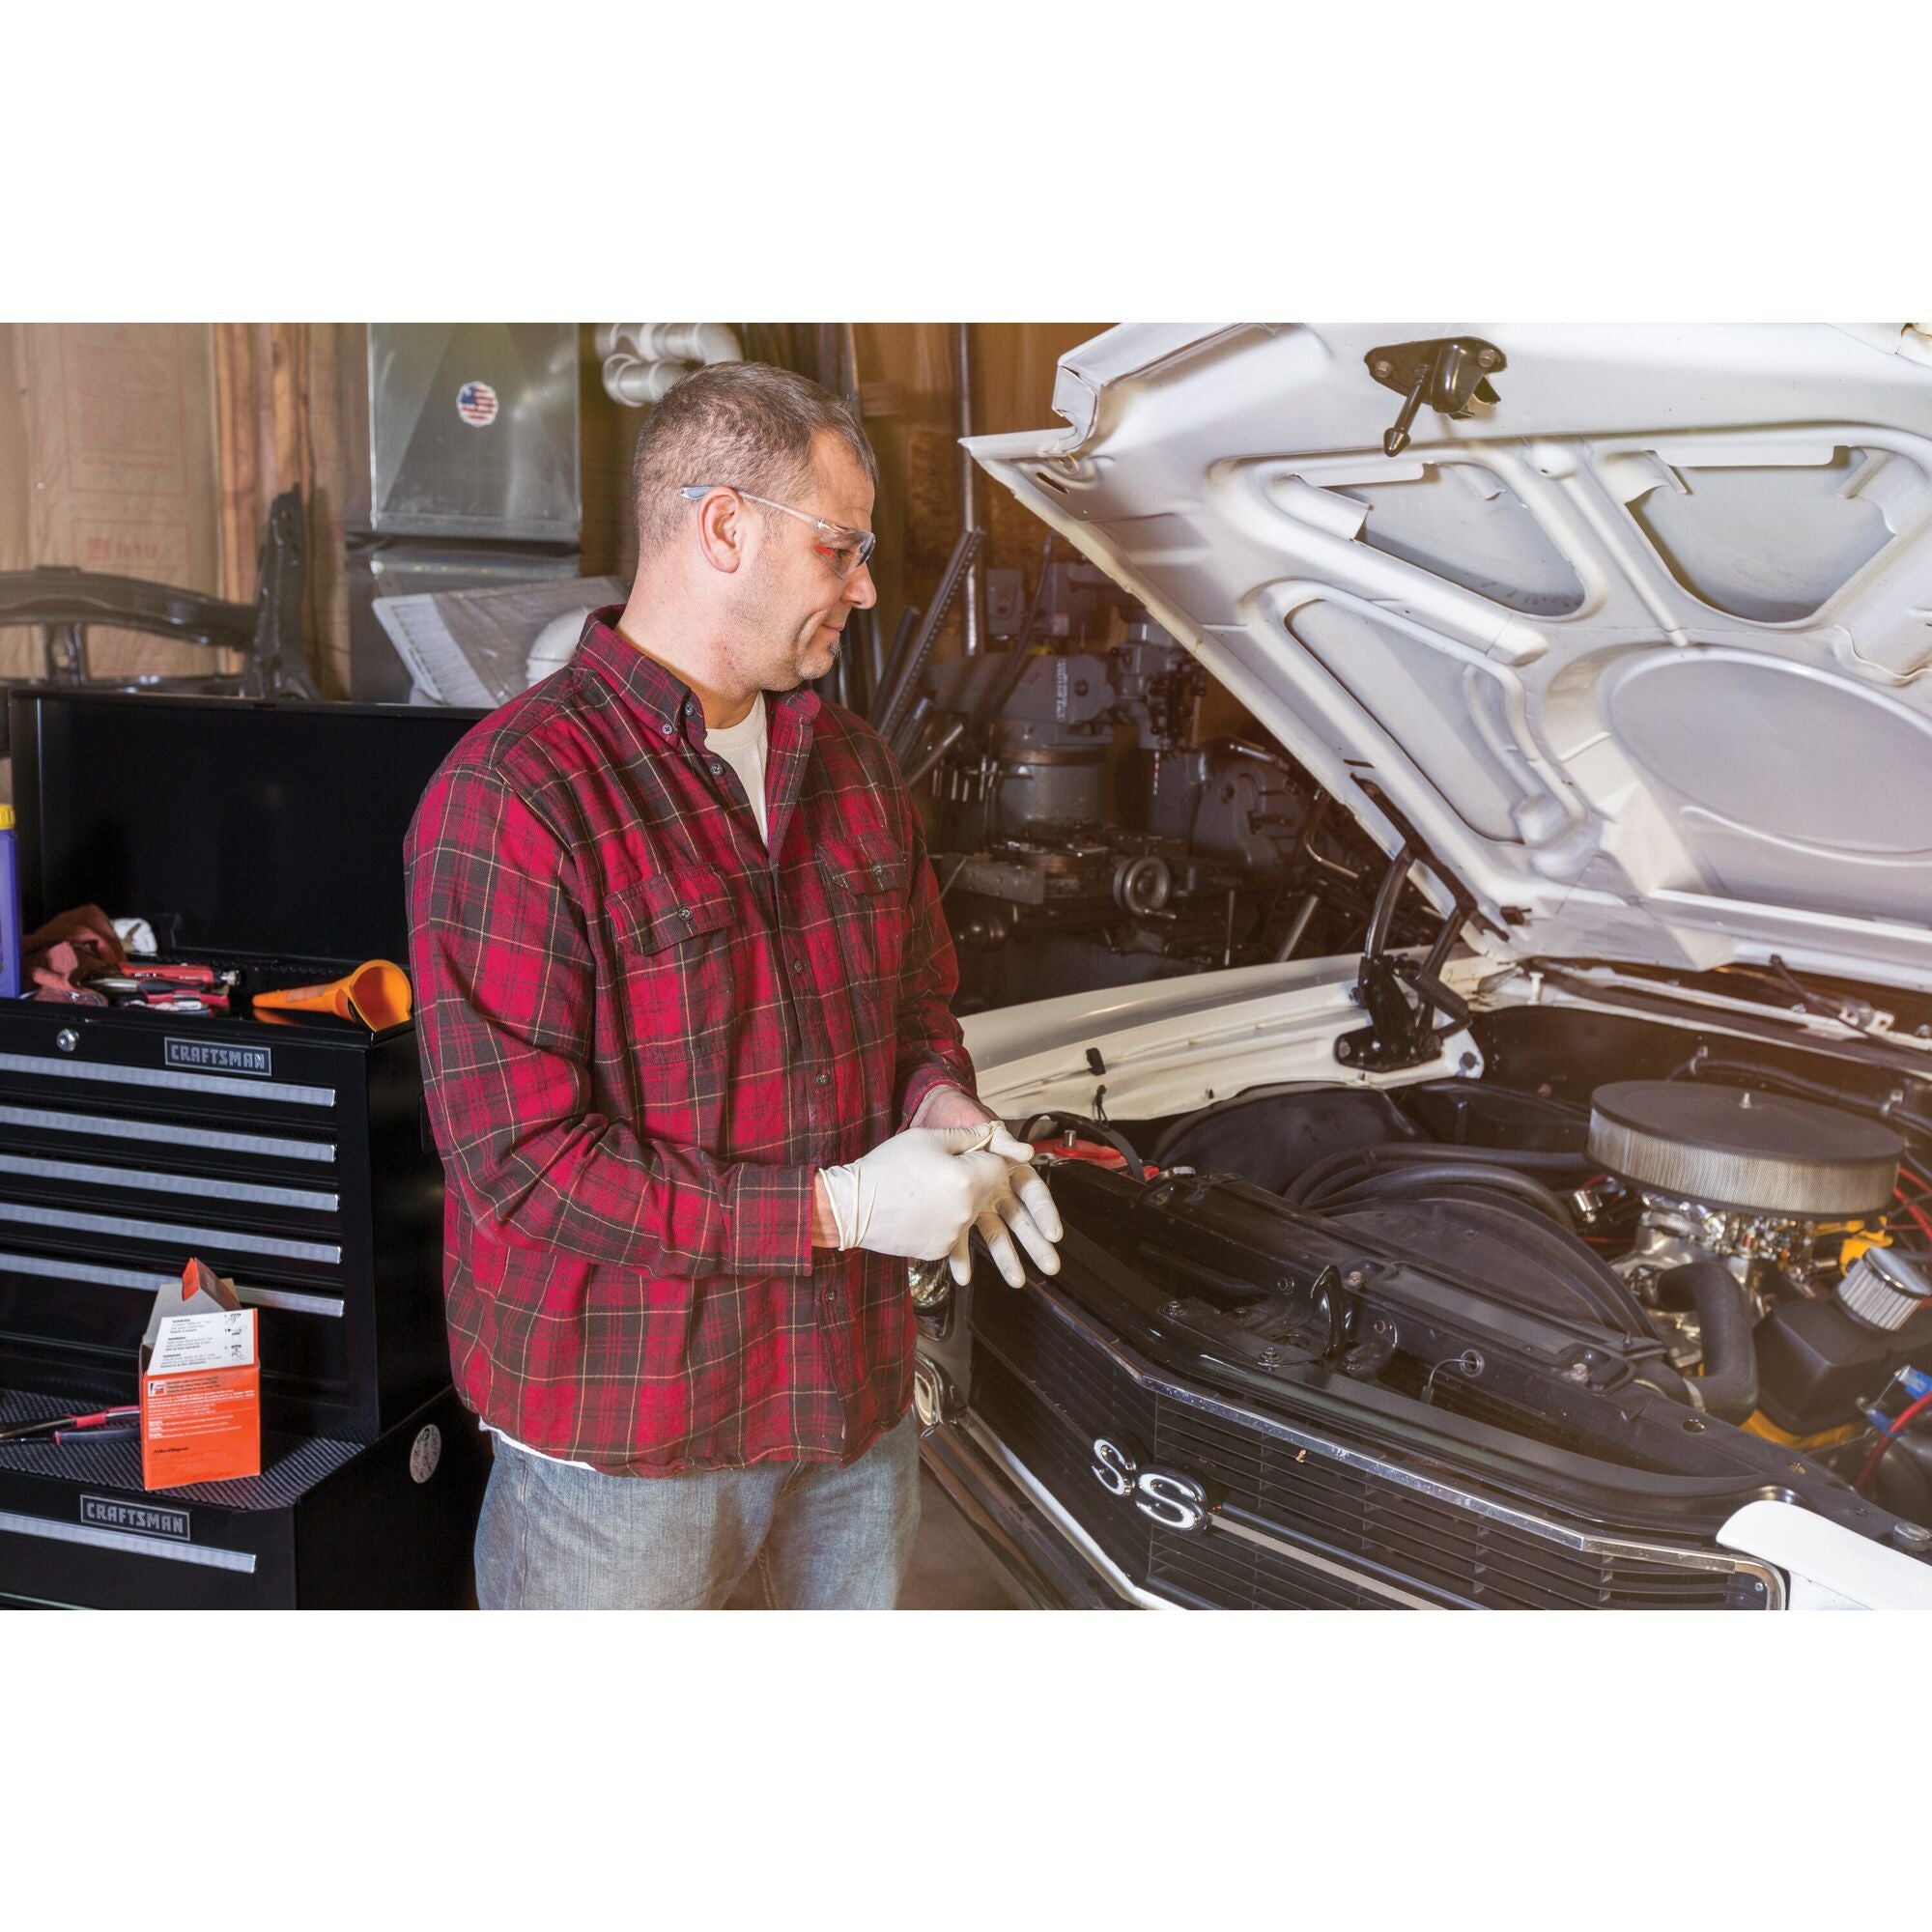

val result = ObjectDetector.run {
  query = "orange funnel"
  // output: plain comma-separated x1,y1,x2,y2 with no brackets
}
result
253,959,412,1031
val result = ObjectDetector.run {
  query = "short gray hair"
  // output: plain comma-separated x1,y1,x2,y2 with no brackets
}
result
631,361,877,560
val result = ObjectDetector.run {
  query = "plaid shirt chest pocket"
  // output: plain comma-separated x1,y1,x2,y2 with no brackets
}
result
817,838,907,1017
605,865,738,1067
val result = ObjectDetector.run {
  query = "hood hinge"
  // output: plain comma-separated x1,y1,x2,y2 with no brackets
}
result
1336,789,1478,1071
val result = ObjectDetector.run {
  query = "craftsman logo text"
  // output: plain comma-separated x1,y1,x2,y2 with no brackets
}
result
80,1494,190,1541
165,1037,272,1078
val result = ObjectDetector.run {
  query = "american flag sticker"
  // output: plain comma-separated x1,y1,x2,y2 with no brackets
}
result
456,381,499,426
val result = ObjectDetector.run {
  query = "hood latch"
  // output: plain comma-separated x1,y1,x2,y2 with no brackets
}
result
1365,337,1507,458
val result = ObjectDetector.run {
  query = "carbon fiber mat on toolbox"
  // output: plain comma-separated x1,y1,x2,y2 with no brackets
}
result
0,1387,359,1508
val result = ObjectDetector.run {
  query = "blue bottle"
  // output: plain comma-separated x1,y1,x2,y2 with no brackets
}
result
0,805,19,999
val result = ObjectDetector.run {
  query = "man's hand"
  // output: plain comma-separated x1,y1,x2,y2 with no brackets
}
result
909,1085,1063,1288
815,1125,1018,1264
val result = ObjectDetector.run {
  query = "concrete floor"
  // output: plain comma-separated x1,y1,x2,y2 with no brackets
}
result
900,1469,1028,1609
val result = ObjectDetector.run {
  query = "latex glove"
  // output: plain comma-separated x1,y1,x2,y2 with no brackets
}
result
944,1127,1065,1291
909,1086,1065,1287
818,1125,1017,1263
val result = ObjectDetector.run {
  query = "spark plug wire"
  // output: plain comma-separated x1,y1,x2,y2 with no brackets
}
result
1854,1388,1932,1494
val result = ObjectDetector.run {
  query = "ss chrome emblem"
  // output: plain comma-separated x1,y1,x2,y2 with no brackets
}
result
1092,1435,1137,1495
1135,1469,1209,1532
1091,1436,1210,1533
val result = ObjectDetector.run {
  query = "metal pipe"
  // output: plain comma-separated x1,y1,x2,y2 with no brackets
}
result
599,324,744,409
890,695,935,769
903,719,967,789
598,323,743,366
602,355,692,407
873,527,982,743
1274,891,1321,962
869,606,921,728
956,323,982,659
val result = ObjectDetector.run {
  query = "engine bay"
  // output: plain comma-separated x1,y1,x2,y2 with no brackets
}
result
1001,1012,1932,1546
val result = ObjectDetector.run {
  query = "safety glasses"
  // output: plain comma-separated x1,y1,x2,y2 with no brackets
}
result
679,484,877,581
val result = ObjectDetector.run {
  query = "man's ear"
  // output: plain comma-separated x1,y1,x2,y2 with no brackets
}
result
693,489,749,574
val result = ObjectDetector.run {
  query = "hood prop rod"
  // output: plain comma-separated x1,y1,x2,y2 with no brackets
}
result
1336,831,1475,1074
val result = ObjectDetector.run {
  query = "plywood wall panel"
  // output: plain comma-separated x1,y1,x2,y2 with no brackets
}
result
0,324,226,679
847,322,1104,670
211,322,351,695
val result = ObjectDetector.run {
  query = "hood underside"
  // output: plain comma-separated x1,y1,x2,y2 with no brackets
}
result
965,324,1932,996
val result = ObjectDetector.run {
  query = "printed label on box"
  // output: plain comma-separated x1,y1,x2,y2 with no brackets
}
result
151,1310,257,1376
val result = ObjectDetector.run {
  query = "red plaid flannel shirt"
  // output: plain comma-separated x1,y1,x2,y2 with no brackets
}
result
404,611,975,1474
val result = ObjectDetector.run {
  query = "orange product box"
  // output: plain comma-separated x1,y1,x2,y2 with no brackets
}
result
139,1258,261,1491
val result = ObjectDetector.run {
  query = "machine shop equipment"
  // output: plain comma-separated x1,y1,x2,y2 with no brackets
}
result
904,560,1387,1009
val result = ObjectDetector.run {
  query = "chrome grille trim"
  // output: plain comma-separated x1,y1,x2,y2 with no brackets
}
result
1208,1511,1447,1608
0,1104,336,1163
1006,1280,1787,1608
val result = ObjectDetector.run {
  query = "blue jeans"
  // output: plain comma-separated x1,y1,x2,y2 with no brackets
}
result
474,1409,922,1609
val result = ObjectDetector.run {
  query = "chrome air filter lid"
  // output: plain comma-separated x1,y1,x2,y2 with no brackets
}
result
1587,1081,1903,1218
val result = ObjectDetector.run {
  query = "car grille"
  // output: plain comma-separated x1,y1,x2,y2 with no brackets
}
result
970,1282,1772,1610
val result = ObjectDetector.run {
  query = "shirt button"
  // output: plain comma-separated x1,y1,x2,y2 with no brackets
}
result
815,1069,830,1085
660,723,673,739
709,760,723,775
791,955,807,974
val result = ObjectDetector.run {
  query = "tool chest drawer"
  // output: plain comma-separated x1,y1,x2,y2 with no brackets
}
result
0,1383,485,1608
0,1000,444,1441
3,686,484,1447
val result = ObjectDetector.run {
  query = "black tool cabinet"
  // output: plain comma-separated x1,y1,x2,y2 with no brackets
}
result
0,688,488,1608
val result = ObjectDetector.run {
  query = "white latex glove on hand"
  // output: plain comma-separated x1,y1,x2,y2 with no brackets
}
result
817,1125,1017,1264
907,1088,1065,1289
946,1123,1065,1289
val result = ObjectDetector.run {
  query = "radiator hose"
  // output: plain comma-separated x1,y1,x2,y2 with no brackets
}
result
1661,1262,1759,1424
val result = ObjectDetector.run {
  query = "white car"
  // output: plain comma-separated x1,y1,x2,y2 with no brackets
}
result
909,323,1932,1611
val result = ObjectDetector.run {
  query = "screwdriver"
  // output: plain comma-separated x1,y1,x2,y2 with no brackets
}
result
0,1406,140,1444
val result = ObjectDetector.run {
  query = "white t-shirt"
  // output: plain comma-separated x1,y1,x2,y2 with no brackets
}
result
703,692,769,843
487,693,773,1472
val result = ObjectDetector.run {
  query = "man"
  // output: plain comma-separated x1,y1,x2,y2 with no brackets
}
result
406,362,1061,1609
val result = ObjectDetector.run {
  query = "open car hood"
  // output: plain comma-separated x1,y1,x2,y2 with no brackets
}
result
965,324,1932,995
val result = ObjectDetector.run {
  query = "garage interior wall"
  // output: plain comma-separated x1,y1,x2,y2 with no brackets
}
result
1,322,1105,709
0,325,228,679
573,322,1109,682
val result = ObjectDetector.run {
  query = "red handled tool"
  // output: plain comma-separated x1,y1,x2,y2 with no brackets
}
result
0,1405,140,1444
